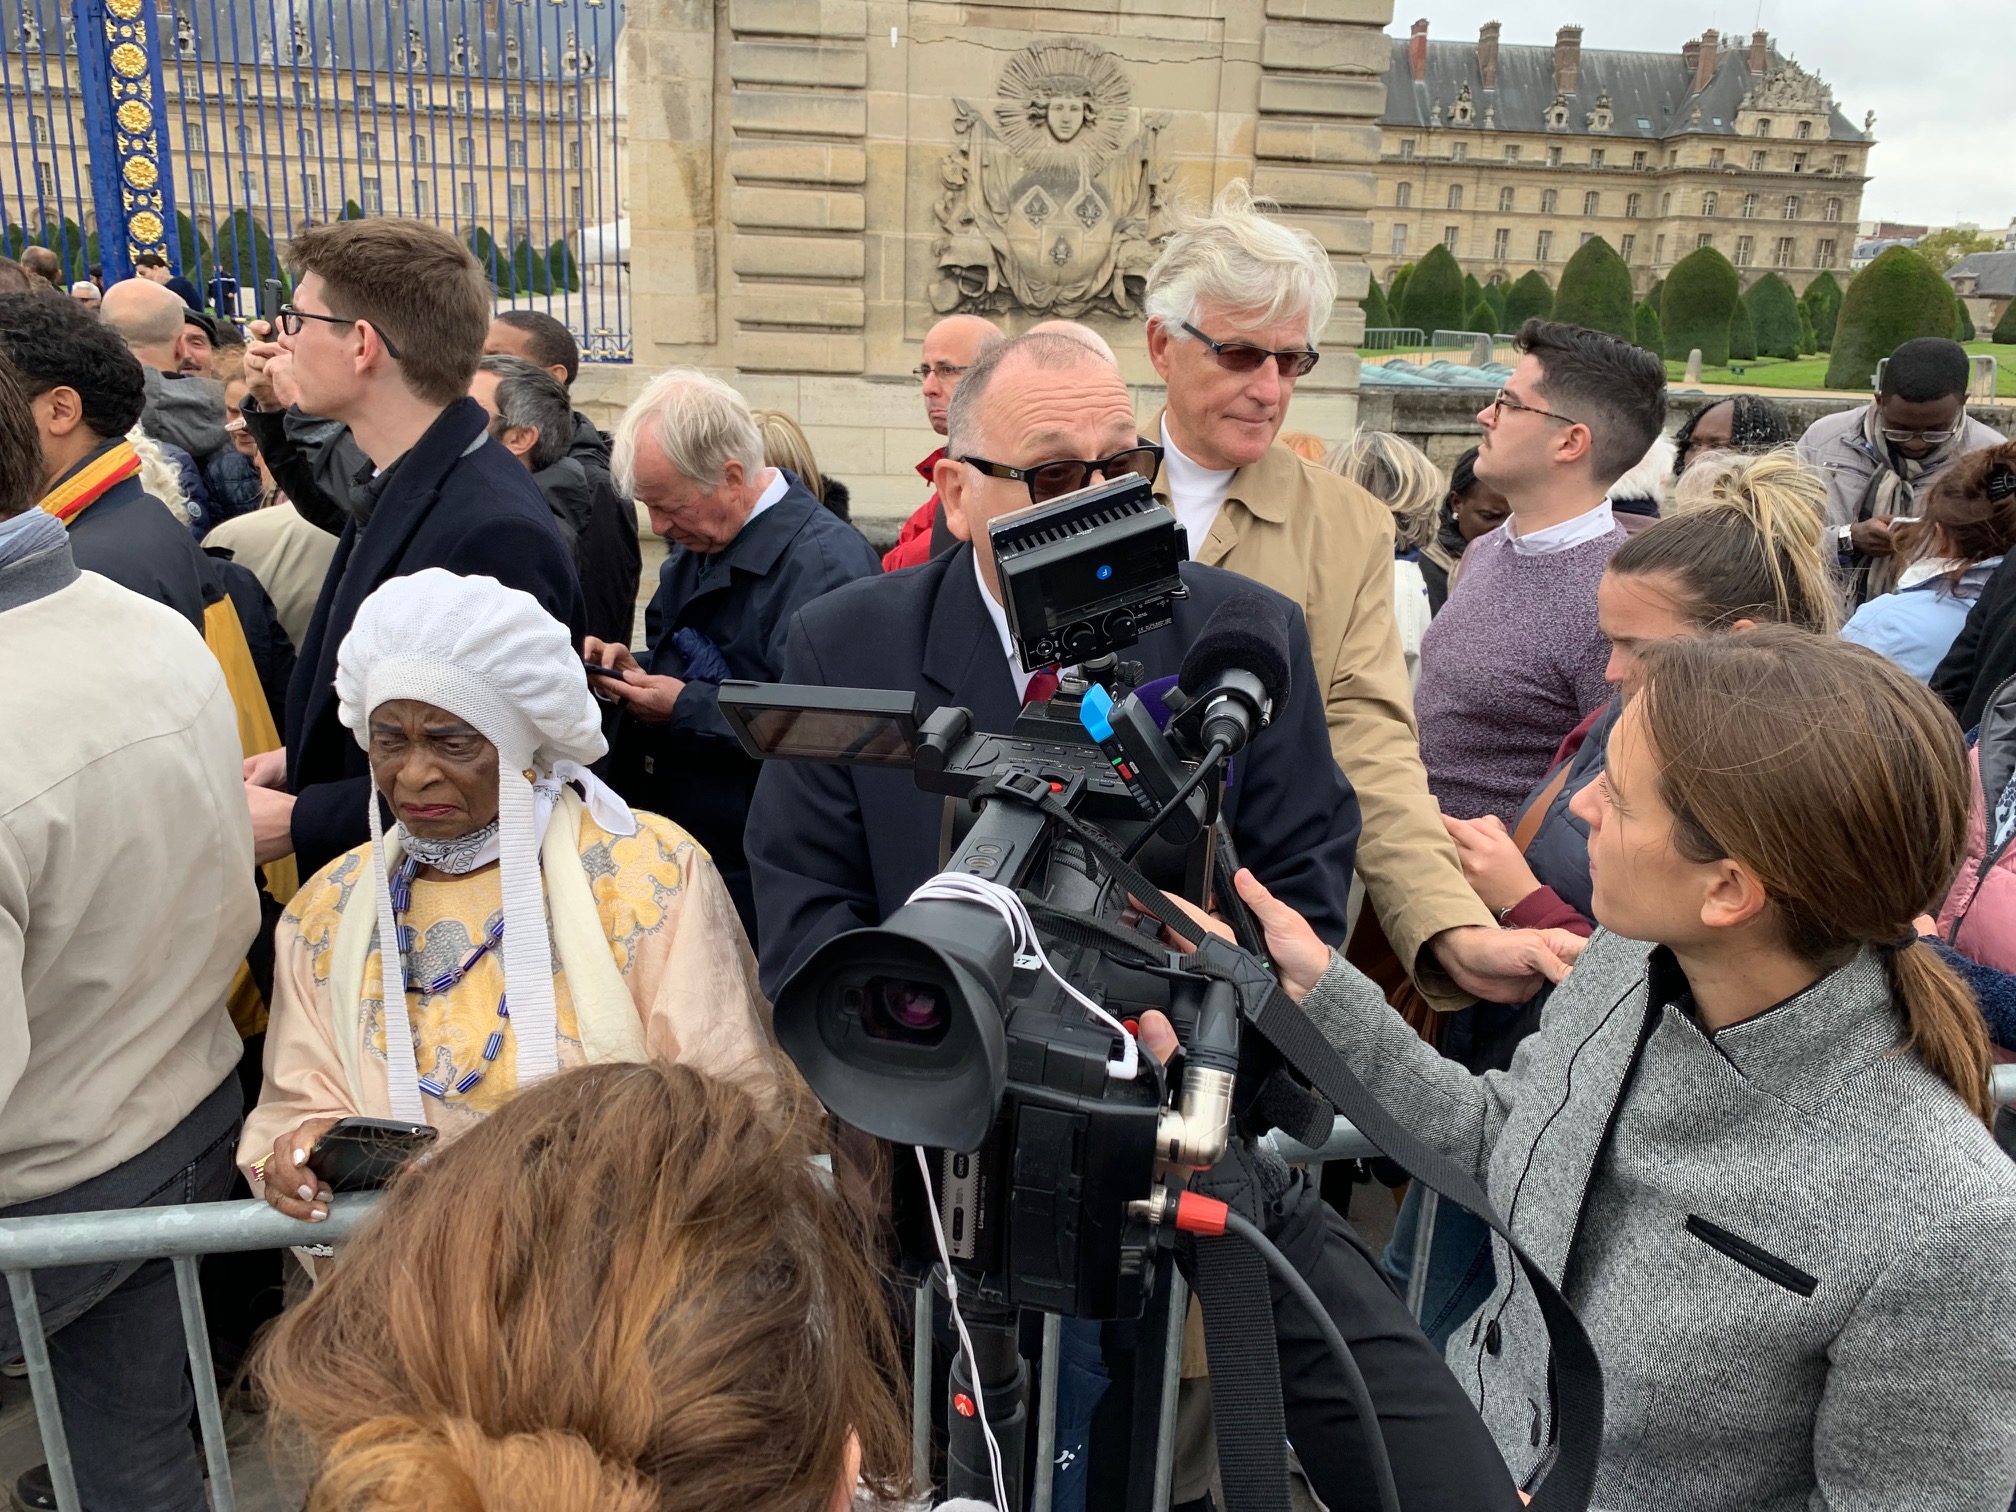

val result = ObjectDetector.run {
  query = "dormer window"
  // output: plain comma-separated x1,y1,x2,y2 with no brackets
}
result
1587,94,1614,131
1449,84,1475,125
1545,96,1571,130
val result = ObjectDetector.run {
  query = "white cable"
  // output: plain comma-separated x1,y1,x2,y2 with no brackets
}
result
905,872,1140,1080
915,1145,1009,1512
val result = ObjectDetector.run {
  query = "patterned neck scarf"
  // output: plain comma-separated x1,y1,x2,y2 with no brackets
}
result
396,819,501,875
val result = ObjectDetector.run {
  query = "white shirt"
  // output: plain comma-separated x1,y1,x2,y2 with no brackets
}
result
974,551,1048,703
1502,500,1616,556
743,467,789,526
1160,418,1236,558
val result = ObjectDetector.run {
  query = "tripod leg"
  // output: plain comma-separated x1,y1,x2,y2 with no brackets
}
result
1150,1271,1189,1512
912,1276,935,1489
1031,1312,1062,1512
946,1308,1028,1511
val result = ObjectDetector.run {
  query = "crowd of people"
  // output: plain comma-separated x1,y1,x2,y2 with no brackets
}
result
3,180,2016,1512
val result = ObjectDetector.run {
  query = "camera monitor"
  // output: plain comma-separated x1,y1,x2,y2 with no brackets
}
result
718,681,924,767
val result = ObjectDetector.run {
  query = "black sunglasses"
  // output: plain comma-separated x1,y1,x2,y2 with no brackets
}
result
1180,321,1320,378
277,303,402,361
955,442,1164,505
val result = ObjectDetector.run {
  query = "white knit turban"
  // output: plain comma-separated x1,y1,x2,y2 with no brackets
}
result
335,569,608,1120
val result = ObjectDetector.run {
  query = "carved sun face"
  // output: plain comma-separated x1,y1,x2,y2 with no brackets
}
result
1045,96,1089,142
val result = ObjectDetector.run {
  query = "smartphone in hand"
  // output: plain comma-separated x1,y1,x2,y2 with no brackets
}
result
307,1116,438,1193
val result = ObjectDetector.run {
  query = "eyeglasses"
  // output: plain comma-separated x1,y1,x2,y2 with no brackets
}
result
1179,322,1320,378
912,361,971,384
1487,388,1582,428
1880,423,1961,445
277,304,402,361
955,442,1164,505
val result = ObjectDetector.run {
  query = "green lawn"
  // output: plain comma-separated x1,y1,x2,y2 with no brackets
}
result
1660,341,2016,393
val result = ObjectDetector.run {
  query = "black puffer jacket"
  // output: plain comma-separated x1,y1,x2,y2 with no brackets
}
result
567,411,644,646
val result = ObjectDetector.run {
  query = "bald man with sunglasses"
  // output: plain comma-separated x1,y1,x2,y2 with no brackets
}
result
1143,183,1573,1012
745,331,1364,996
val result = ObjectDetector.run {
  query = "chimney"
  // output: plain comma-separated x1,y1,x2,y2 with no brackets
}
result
1409,18,1429,83
1554,25,1583,96
1478,20,1500,89
1693,28,1719,93
1681,37,1700,78
1748,29,1769,74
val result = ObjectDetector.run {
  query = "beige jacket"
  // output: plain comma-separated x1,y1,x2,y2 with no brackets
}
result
1155,434,1491,1002
1,562,255,1206
202,500,338,650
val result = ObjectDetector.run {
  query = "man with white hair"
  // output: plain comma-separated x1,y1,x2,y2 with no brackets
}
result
584,369,879,938
68,280,100,311
1143,181,1561,1008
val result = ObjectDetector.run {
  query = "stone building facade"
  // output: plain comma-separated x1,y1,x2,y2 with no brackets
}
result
587,0,1391,523
1368,22,1873,301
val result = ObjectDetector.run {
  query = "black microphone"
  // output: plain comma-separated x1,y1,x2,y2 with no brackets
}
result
1174,592,1294,758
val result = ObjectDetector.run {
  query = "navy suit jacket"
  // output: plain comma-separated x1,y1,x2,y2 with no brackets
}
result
609,471,880,938
746,545,1360,997
284,398,584,877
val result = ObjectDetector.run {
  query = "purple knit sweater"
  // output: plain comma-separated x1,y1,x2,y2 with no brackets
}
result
1415,524,1625,822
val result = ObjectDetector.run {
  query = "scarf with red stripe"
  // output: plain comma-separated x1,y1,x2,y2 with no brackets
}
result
38,440,141,526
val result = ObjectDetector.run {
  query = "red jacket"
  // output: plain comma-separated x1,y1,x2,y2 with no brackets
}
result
881,447,946,572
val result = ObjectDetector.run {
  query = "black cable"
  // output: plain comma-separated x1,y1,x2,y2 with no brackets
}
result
1217,1207,1404,1512
1121,737,1230,863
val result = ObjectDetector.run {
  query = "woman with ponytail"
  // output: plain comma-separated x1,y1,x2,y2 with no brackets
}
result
1393,450,1840,1349
253,1062,912,1512
1157,629,2016,1511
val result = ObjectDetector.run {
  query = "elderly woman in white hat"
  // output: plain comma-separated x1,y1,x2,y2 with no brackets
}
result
242,570,777,1220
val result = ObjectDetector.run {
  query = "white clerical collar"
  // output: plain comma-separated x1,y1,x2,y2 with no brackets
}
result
1503,500,1615,556
973,550,1044,702
744,467,789,525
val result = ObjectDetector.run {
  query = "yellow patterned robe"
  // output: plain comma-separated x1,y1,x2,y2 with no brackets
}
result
238,807,778,1182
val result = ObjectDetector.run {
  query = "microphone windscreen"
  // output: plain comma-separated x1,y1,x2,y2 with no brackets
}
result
1177,592,1293,707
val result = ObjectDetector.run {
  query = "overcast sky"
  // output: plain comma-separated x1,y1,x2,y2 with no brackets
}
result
1389,1,2012,229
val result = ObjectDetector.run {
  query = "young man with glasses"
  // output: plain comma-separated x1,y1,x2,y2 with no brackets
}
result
881,312,1004,571
238,217,583,880
747,332,1380,998
1143,183,1575,1018
1414,319,1666,826
1796,336,2003,606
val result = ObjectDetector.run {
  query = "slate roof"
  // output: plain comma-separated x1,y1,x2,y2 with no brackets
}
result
2,0,623,82
1950,252,2016,300
1381,36,1863,143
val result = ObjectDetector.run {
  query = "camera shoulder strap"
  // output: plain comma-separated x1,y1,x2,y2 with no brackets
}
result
1027,793,1602,1512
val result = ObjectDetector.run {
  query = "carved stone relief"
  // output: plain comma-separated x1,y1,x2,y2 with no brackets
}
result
930,39,1171,318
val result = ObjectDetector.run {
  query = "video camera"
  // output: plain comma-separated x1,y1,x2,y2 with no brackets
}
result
720,473,1298,1322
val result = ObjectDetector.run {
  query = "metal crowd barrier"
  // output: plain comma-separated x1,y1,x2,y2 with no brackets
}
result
0,1193,385,1512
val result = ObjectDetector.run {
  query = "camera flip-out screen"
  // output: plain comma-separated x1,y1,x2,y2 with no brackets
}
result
719,681,923,767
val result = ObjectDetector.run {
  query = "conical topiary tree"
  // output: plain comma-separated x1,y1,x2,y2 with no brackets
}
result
1727,294,1757,361
1744,273,1803,361
1503,269,1554,327
215,210,284,294
1661,246,1742,366
1993,298,2016,345
1462,272,1485,317
338,199,366,221
1801,271,1843,353
1468,298,1498,335
1551,236,1635,339
1482,279,1509,326
509,239,552,297
1387,262,1415,315
1826,247,1967,389
1399,243,1467,335
1798,304,1817,356
1645,277,1665,312
1956,298,1976,342
466,227,508,292
1361,278,1392,331
1634,300,1664,356
547,239,581,294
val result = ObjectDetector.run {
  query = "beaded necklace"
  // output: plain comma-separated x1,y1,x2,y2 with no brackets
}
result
390,852,509,1099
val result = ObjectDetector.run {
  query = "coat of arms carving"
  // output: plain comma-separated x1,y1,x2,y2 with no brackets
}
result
931,40,1171,318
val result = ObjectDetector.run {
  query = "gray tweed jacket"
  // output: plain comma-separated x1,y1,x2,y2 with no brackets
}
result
1301,928,2016,1511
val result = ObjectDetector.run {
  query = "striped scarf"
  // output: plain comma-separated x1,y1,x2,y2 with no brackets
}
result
38,439,141,526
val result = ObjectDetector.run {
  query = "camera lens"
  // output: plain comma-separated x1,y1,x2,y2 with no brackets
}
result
860,976,952,1045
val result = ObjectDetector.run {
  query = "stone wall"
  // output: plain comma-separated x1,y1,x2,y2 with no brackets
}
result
584,0,1396,523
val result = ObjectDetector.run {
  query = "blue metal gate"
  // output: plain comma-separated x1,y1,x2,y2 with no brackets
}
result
1,0,628,361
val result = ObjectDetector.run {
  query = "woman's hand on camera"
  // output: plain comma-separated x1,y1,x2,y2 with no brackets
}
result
1153,868,1332,1002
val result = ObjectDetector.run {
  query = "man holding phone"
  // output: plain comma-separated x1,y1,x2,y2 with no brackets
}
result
237,218,582,880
